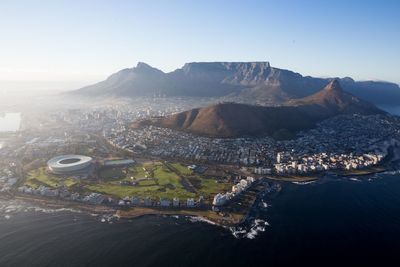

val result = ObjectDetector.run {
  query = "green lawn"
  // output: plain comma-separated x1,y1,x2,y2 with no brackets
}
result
25,168,61,188
24,167,78,189
159,188,195,199
129,165,148,179
198,177,232,196
23,161,233,204
99,168,125,179
88,183,196,199
86,161,198,199
64,178,78,188
23,161,232,203
154,165,182,187
86,183,161,199
83,161,231,202
24,179,40,189
138,179,157,186
170,163,193,175
102,164,151,182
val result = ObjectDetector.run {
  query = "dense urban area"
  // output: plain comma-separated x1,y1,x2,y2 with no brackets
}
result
1,97,400,223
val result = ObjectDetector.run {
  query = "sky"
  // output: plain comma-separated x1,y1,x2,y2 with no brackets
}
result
0,0,399,90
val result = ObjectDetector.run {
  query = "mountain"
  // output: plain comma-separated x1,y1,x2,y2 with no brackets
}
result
74,62,167,97
73,61,400,105
286,79,383,116
75,62,243,97
135,80,384,139
135,102,314,139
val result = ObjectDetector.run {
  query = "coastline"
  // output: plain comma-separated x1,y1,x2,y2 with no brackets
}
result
4,145,398,227
265,174,318,182
2,193,248,227
265,162,391,182
333,166,387,177
0,177,275,227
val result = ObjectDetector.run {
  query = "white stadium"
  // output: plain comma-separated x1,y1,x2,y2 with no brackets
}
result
47,155,93,174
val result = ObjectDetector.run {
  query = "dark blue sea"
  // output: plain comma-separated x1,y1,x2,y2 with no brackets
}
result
1,172,400,267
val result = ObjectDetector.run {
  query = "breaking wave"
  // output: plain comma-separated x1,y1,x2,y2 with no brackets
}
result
187,216,218,226
292,181,316,185
230,219,269,239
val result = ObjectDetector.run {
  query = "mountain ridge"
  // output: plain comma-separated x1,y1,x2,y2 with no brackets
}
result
135,80,385,139
73,61,400,105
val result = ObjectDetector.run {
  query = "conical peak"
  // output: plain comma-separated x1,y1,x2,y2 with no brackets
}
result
325,79,343,92
136,62,153,69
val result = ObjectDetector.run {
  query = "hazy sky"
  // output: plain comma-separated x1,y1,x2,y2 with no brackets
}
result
0,0,399,87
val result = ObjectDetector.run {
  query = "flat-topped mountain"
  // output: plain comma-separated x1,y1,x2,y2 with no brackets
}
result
73,61,400,105
136,80,385,139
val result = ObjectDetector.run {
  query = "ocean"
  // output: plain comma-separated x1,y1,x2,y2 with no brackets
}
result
1,172,400,267
378,105,400,116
